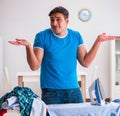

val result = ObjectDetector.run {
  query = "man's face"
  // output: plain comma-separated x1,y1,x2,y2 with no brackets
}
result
50,13,69,36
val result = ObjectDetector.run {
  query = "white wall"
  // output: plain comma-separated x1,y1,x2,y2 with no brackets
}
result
0,37,3,96
0,0,120,97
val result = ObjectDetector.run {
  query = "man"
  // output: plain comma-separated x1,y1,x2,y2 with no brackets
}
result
9,6,116,104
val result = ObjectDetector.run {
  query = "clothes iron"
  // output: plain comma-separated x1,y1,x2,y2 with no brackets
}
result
89,78,106,105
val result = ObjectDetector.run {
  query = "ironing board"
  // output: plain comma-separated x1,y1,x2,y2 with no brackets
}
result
4,102,120,116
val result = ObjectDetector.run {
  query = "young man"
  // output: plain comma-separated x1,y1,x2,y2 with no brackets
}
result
9,6,116,104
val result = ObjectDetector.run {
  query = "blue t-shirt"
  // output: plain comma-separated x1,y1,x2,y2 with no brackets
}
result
33,28,84,89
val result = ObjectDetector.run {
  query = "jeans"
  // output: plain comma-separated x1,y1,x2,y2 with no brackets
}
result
41,88,84,105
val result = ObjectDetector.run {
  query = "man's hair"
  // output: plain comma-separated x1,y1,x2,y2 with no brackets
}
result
48,6,69,19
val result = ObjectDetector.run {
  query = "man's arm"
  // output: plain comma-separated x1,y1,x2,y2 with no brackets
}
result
77,33,116,67
8,38,44,70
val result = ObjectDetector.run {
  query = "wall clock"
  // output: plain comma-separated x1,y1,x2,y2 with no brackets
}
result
78,9,91,22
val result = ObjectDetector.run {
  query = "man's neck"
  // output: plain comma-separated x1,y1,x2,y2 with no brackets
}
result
52,30,68,38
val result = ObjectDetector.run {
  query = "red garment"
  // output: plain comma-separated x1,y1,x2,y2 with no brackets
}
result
0,109,7,116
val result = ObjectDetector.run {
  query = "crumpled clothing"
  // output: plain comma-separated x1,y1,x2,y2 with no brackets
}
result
0,86,38,116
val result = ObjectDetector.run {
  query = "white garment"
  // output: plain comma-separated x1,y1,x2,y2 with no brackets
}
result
2,96,20,110
30,97,47,116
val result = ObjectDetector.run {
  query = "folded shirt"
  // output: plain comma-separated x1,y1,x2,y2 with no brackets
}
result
2,96,20,110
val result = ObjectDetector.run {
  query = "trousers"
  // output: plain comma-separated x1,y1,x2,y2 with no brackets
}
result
41,87,84,105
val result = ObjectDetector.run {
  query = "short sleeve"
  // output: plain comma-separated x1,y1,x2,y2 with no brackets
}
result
77,32,84,46
33,32,44,49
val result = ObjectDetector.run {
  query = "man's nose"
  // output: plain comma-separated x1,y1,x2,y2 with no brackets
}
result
52,20,57,26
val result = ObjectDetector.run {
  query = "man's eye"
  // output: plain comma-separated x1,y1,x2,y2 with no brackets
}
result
56,19,60,21
51,19,54,22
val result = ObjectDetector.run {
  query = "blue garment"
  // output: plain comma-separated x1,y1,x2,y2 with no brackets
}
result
33,28,84,89
41,88,84,104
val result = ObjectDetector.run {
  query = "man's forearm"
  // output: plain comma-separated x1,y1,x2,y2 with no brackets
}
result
26,44,39,70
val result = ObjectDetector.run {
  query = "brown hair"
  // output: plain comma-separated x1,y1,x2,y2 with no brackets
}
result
48,6,69,19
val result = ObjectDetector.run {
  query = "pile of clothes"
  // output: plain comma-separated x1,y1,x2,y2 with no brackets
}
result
0,86,48,116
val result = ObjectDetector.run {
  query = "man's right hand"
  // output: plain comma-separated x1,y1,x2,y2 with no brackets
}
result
8,38,29,47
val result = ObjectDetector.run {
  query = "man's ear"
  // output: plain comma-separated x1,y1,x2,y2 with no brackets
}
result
66,18,69,24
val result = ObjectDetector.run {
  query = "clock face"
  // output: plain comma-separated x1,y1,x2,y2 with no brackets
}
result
78,9,91,22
